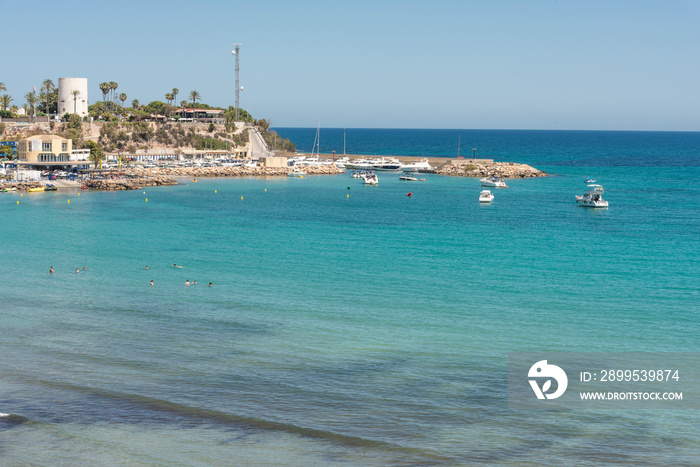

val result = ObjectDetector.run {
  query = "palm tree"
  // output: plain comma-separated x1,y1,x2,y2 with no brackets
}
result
165,92,173,105
172,88,179,108
99,82,110,110
71,89,81,114
189,90,200,119
0,94,12,110
42,79,55,116
25,91,38,121
109,82,118,110
180,100,188,109
119,93,127,108
132,99,139,110
0,82,6,92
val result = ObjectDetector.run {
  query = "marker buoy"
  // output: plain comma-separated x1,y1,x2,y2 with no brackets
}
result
264,189,267,192
241,196,243,200
347,194,349,198
145,198,148,202
67,199,70,203
16,200,19,205
407,193,412,197
215,190,217,193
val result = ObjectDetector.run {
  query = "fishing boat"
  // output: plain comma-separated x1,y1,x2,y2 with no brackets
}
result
480,176,508,188
479,190,494,203
576,184,608,208
399,173,418,181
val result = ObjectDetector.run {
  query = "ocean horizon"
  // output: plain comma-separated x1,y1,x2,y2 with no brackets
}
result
1,128,698,465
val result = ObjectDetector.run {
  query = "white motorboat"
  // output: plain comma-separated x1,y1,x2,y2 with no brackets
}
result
287,169,306,178
400,159,433,173
479,190,494,203
399,173,418,181
584,177,597,183
344,159,375,170
370,157,402,171
480,176,508,188
361,172,378,185
576,184,608,208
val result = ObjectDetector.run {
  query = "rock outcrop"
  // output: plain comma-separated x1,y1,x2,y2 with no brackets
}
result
435,161,545,178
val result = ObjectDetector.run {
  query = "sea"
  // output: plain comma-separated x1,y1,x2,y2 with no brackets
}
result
1,129,698,465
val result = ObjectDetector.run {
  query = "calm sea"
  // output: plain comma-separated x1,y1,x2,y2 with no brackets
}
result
1,129,699,465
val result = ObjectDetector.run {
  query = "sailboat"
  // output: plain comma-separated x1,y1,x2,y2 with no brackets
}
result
299,125,321,166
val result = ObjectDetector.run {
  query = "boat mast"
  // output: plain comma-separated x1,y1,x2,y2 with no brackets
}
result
457,135,461,158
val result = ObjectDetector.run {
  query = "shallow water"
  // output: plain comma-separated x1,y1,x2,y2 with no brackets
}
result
1,130,699,465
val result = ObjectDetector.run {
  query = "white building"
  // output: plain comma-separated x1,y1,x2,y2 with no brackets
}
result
57,78,89,117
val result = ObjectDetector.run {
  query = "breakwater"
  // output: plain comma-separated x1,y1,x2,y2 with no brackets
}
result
435,160,545,178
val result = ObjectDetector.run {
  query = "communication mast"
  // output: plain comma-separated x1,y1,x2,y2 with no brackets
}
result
232,43,242,122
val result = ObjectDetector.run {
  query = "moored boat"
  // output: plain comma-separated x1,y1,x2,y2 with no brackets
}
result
576,184,608,208
480,176,508,188
479,189,494,203
399,173,418,181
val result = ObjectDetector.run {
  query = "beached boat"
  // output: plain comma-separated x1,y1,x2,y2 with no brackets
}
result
400,159,433,173
576,184,608,208
399,173,418,181
479,190,494,203
287,169,306,178
480,176,508,188
44,184,57,191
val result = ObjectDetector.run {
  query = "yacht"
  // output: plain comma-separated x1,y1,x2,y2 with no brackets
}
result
479,190,494,203
344,159,375,170
576,185,608,208
480,176,508,188
400,159,433,173
370,157,402,171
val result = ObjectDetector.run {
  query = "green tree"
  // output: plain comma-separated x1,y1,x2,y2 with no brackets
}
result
172,88,179,107
71,89,81,114
131,99,140,110
0,82,6,92
189,90,200,117
109,81,118,110
0,94,12,111
41,79,55,116
99,82,110,110
119,93,127,109
25,91,38,120
84,140,104,168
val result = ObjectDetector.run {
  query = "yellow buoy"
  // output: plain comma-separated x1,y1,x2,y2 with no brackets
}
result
143,191,146,194
67,199,70,203
78,193,80,196
215,190,217,193
20,194,23,197
264,189,267,192
145,198,148,202
347,194,349,198
16,200,19,205
241,196,243,200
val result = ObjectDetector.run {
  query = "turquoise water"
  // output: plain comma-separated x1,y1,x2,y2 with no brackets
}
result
1,130,699,465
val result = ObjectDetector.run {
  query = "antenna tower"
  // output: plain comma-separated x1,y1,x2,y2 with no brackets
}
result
232,43,242,121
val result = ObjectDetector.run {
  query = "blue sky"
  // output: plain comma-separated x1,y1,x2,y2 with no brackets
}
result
1,0,698,130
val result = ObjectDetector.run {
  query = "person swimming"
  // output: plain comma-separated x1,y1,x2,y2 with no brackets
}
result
50,266,54,274
150,280,154,286
173,264,183,268
185,279,190,286
208,282,212,287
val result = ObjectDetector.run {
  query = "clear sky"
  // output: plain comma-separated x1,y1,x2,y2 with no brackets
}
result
1,0,698,131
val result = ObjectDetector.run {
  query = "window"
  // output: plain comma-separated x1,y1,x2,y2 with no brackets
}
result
43,142,52,151
62,143,68,151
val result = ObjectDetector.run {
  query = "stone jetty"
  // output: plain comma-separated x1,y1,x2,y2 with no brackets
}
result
83,176,178,190
435,161,545,178
124,165,345,178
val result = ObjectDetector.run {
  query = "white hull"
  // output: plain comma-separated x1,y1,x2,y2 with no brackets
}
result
479,190,494,203
480,177,508,188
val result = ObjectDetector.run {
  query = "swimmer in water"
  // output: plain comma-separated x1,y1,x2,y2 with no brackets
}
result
185,279,190,286
173,264,183,268
150,280,154,286
50,266,54,274
208,282,212,287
